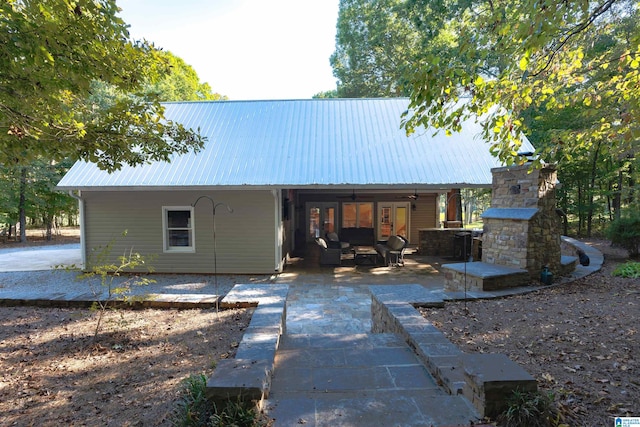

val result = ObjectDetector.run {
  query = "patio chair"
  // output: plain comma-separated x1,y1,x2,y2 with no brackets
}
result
326,232,351,253
376,235,408,266
388,235,408,266
316,237,342,265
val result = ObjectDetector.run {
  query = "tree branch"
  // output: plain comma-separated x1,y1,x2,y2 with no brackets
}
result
530,0,618,77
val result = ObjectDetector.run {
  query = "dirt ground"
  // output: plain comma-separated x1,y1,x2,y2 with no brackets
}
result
0,226,82,247
421,240,639,426
1,228,257,427
0,306,253,427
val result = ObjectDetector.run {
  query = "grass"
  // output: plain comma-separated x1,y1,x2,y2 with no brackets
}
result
612,261,640,278
496,389,564,427
171,374,269,427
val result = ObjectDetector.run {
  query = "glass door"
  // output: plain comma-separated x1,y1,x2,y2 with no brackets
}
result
377,202,409,241
306,202,337,241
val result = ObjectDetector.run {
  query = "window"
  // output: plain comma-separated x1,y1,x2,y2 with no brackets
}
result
342,202,373,228
163,207,194,252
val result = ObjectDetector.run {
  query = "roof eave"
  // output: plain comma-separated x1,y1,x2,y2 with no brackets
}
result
55,182,492,192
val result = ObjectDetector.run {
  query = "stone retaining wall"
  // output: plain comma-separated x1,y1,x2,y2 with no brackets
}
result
206,284,289,410
371,290,537,417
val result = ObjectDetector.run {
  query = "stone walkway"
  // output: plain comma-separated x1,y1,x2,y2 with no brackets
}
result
264,284,480,426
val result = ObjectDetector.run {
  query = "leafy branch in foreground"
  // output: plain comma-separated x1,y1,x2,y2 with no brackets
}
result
79,232,155,340
1,0,205,171
402,0,639,167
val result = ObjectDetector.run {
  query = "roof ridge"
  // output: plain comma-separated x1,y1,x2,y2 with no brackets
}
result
160,97,411,105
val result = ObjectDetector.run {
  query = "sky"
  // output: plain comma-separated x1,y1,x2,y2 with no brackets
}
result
118,0,340,100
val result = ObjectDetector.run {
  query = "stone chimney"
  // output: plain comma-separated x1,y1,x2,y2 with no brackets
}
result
481,163,561,277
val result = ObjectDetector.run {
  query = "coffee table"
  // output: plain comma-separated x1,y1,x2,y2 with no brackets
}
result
354,246,379,266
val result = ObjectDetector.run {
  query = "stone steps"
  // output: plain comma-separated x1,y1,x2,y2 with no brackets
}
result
206,284,289,409
370,285,537,419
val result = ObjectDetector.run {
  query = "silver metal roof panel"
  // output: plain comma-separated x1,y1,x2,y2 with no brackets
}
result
57,98,536,190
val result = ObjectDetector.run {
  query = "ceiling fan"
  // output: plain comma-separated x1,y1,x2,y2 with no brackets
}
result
337,190,373,200
397,190,419,200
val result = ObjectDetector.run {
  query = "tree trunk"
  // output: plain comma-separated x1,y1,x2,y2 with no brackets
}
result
586,141,602,237
626,158,635,207
44,214,53,241
612,169,623,221
19,167,27,243
577,184,583,236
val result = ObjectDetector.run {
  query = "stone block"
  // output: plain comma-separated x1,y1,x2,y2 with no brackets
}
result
461,353,537,418
206,358,273,409
442,262,530,292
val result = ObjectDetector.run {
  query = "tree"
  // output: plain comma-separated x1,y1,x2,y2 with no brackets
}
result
331,0,422,97
0,0,205,172
330,0,462,98
312,90,339,99
143,51,227,102
0,159,78,241
402,0,640,170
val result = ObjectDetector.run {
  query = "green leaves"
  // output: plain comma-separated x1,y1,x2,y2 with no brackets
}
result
143,51,227,102
331,0,438,97
611,261,640,278
402,0,640,168
0,0,205,171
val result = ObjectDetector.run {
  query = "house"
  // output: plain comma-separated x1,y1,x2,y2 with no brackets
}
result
56,98,535,274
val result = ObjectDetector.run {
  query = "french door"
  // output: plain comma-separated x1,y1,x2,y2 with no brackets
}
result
306,202,338,241
378,202,409,241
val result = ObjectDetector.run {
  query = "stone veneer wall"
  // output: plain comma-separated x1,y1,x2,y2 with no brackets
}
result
418,228,465,256
482,164,562,277
482,218,529,268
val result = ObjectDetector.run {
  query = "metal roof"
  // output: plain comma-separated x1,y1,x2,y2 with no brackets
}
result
57,98,536,190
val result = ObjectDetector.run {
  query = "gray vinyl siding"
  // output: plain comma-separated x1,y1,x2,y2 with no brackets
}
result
82,190,277,274
408,194,437,244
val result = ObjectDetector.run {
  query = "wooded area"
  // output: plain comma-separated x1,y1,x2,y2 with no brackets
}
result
0,1,225,241
327,0,639,238
1,0,638,243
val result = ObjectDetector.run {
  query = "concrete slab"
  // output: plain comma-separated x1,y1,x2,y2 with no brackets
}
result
0,244,81,271
370,284,445,307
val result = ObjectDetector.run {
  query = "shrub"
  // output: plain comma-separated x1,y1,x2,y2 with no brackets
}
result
606,214,640,258
496,389,563,427
171,374,214,427
171,375,268,427
78,231,155,340
612,261,640,278
210,398,262,427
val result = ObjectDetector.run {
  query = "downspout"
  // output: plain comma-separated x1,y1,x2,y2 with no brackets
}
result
67,190,86,270
273,189,283,272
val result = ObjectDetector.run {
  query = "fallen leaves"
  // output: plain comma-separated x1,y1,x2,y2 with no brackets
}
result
0,306,253,426
421,257,639,426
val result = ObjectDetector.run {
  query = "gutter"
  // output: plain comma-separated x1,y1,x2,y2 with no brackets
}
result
67,190,86,270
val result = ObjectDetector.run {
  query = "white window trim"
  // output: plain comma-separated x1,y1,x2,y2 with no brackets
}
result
162,206,195,253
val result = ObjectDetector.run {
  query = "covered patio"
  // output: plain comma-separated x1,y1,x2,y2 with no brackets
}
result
278,245,454,287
